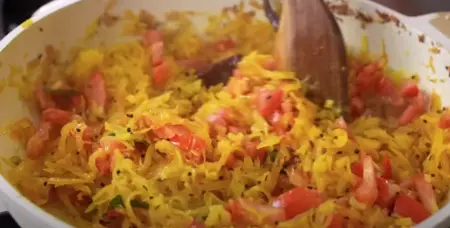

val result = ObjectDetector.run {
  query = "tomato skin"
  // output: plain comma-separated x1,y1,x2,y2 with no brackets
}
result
151,41,164,66
213,39,236,52
394,193,431,224
414,174,438,213
354,155,378,206
438,112,450,129
356,62,381,93
375,177,399,208
143,29,163,46
350,97,365,117
398,91,427,126
95,140,127,175
257,88,284,118
227,199,286,225
243,140,266,161
263,58,278,71
382,155,392,179
272,187,326,219
152,61,170,89
170,134,206,152
42,108,72,126
401,82,419,98
376,76,396,97
398,104,419,126
351,162,363,177
153,124,191,139
107,209,124,217
189,220,205,228
328,214,344,228
153,124,206,164
95,154,112,175
85,72,107,112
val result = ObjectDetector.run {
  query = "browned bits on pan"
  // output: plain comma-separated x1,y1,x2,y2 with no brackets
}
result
418,34,425,43
445,66,450,77
375,10,390,23
327,2,354,16
356,11,373,28
375,10,401,27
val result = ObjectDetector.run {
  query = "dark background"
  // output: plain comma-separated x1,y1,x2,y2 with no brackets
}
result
0,0,449,227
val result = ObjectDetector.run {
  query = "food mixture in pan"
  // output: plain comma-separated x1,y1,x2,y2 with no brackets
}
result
4,3,450,228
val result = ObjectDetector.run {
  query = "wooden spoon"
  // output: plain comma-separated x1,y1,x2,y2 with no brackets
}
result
266,0,350,120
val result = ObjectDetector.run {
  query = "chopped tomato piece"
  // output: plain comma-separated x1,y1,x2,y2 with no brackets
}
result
328,214,344,228
71,95,86,113
225,153,238,169
213,39,236,52
189,220,205,228
394,193,431,224
401,82,419,98
243,140,266,161
256,88,284,118
227,199,286,225
169,129,206,164
376,76,396,97
41,108,72,126
263,58,277,71
376,177,399,208
269,110,282,127
153,124,191,139
81,124,104,153
413,91,427,113
152,61,170,89
281,100,294,113
272,187,326,219
351,162,363,177
414,174,438,213
207,113,228,127
170,134,206,152
26,122,52,159
95,154,112,175
382,155,392,179
95,140,127,175
438,112,450,129
398,104,420,126
354,155,378,206
151,41,164,66
85,72,107,114
349,87,360,98
350,97,365,117
143,29,163,46
356,71,378,93
107,209,124,217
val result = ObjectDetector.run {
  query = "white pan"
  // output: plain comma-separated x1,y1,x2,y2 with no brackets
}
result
0,0,450,227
